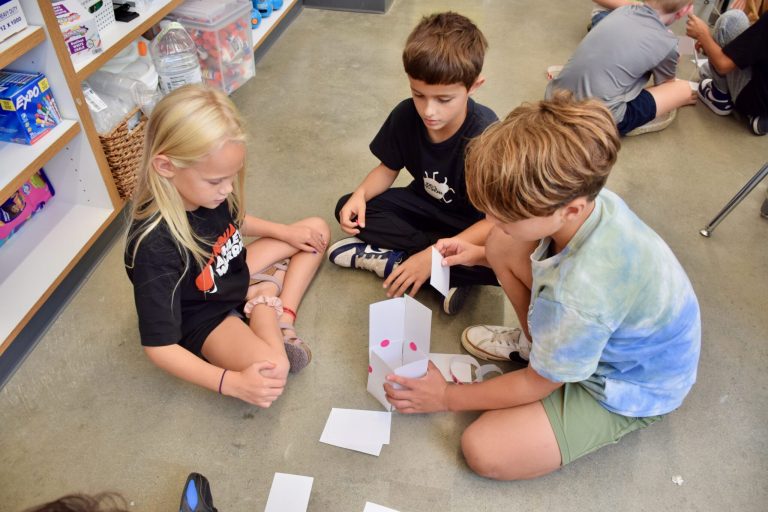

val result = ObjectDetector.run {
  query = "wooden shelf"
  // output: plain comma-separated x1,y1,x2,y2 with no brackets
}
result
0,119,80,200
0,201,114,352
74,0,184,80
252,0,298,51
0,25,45,70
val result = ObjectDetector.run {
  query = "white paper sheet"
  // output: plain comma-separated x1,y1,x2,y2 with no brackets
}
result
368,350,394,411
401,295,432,354
364,503,400,512
430,246,450,296
264,473,313,512
320,408,392,455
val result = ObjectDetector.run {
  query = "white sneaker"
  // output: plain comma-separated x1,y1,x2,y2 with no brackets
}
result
461,324,531,362
327,236,405,278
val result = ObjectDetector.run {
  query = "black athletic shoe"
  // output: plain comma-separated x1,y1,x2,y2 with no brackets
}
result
180,473,217,512
443,286,472,315
749,115,768,136
761,198,768,220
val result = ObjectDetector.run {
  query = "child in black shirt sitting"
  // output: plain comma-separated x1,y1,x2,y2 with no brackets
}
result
328,12,499,315
125,85,328,407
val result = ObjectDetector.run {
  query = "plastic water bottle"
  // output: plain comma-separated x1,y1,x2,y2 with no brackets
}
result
150,21,202,94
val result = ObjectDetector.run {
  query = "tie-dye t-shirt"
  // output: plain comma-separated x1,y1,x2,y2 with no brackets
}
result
528,189,701,417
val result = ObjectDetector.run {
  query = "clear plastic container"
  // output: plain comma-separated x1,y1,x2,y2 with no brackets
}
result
87,70,161,117
166,0,254,95
149,21,203,94
82,82,136,134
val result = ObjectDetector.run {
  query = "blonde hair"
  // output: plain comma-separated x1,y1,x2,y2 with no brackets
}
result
646,0,692,14
127,85,247,272
466,91,620,222
402,12,487,89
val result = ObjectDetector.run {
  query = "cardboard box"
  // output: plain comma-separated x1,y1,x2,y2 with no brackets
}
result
52,0,102,61
0,169,55,247
0,71,61,145
0,0,28,43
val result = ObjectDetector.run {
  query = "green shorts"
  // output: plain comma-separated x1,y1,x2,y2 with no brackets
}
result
541,382,663,465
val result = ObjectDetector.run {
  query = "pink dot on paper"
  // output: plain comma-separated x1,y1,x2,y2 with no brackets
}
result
409,342,417,351
380,339,390,348
368,365,373,374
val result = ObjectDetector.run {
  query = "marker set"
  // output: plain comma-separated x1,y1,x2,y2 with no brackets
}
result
34,94,61,128
0,70,62,144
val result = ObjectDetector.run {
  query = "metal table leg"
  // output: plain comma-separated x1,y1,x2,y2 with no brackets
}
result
700,162,768,237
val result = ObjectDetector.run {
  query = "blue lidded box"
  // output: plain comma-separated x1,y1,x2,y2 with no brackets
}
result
0,70,61,145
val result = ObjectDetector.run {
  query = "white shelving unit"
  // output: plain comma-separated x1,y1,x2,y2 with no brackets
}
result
252,0,299,51
0,0,118,351
0,0,182,354
1,0,296,356
0,25,44,66
73,0,182,79
0,120,79,196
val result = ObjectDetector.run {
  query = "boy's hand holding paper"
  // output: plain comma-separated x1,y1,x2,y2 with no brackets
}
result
435,237,487,268
430,246,450,296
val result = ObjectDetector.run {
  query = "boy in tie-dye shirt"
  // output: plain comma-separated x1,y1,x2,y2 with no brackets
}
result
382,92,701,480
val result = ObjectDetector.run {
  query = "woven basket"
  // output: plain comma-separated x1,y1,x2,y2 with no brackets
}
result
99,109,146,200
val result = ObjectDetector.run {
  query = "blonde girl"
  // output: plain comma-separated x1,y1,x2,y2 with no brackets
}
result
125,85,328,407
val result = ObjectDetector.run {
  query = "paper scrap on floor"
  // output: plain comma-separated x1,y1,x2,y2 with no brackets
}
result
430,246,450,296
364,502,400,512
430,353,503,384
264,473,313,512
320,408,392,456
429,353,474,383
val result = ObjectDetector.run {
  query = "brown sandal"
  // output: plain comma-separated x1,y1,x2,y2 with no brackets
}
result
249,258,289,294
279,322,312,373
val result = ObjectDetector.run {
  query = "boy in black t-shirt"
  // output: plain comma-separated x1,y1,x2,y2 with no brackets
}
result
328,12,499,314
687,8,768,135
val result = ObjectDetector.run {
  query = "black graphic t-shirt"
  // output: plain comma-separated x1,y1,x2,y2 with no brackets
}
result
369,97,498,222
125,202,249,355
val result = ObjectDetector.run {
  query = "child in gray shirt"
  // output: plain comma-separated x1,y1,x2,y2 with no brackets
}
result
547,0,697,135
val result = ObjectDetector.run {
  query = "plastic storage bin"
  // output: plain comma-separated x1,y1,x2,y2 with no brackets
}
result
166,0,255,95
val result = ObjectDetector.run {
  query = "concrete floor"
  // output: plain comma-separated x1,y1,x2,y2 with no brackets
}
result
2,1,767,510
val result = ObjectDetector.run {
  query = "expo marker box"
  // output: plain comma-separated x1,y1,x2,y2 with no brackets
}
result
0,71,61,145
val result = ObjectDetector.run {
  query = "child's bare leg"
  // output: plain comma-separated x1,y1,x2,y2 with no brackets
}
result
201,315,289,378
279,217,330,321
647,79,697,118
244,217,328,343
245,217,328,307
201,315,288,407
461,402,561,480
484,226,538,338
